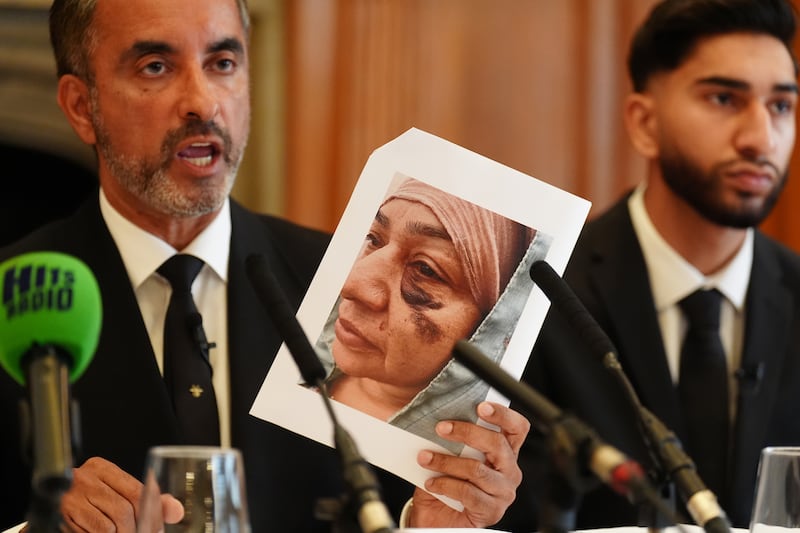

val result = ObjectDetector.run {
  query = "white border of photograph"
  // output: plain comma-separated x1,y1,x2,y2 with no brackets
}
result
250,127,590,507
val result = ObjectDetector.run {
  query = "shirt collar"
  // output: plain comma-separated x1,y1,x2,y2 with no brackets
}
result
628,183,751,312
99,189,231,288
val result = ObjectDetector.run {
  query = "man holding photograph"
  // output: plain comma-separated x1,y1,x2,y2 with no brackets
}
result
0,0,531,530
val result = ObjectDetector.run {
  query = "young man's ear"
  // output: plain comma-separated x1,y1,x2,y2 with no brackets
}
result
57,74,97,145
624,92,659,159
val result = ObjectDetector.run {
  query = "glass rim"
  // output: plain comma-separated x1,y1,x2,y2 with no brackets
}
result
761,446,800,455
147,445,242,458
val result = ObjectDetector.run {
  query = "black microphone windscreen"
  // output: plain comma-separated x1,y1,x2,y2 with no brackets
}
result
452,339,561,426
530,260,617,358
245,253,326,384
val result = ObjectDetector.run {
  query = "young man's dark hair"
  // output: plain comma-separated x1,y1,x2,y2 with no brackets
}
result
628,0,798,92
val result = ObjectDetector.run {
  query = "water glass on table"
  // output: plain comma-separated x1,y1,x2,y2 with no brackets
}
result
137,446,250,533
750,446,800,533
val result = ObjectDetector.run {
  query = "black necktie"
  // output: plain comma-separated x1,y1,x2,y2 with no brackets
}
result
158,254,220,445
678,288,728,499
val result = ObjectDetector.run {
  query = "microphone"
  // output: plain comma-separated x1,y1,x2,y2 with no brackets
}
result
529,260,731,533
734,362,764,394
0,251,102,530
189,312,216,372
244,253,327,385
451,340,672,522
245,253,395,533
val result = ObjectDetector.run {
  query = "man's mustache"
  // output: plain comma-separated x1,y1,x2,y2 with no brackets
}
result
717,155,782,180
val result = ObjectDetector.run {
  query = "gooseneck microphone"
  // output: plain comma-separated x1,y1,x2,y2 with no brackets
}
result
245,253,395,533
529,260,731,533
451,339,680,533
0,251,102,532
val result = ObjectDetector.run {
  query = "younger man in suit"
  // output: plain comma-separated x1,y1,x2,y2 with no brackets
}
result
524,0,800,528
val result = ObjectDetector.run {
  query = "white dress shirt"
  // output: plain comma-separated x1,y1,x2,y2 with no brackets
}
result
99,189,232,446
628,184,752,421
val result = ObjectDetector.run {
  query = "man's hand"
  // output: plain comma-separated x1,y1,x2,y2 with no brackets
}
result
408,401,530,528
58,457,183,532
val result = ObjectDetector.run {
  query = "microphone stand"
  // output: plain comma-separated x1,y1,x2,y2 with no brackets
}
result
530,260,731,533
244,254,394,533
451,340,684,533
311,380,395,533
602,353,731,533
20,344,81,533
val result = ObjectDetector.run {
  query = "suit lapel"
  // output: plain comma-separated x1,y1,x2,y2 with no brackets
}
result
64,198,178,470
225,203,304,448
729,232,792,511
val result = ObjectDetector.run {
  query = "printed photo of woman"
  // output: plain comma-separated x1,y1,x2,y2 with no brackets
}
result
313,175,551,453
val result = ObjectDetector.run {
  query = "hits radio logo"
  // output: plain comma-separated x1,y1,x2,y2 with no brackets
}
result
2,263,75,320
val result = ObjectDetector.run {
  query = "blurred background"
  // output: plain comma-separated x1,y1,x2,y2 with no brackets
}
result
2,0,799,250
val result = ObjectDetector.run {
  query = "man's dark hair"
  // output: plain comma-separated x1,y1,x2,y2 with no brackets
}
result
628,0,798,92
49,0,251,82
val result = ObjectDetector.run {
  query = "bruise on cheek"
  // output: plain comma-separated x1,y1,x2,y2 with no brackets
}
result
413,311,443,344
401,279,443,310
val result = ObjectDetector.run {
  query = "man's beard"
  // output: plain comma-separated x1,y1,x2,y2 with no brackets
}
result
90,100,245,218
659,147,787,229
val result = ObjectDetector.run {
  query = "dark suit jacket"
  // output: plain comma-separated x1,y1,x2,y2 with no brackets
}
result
0,193,418,531
520,196,800,528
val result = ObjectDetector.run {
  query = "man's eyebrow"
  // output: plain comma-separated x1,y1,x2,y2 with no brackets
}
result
775,82,799,94
696,76,799,94
208,37,245,56
119,37,245,65
121,40,175,63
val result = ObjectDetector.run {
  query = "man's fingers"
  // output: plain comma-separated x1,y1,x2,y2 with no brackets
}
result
476,402,531,456
417,447,518,500
410,403,529,528
426,475,497,512
432,418,516,475
61,500,119,533
161,494,185,524
59,457,143,532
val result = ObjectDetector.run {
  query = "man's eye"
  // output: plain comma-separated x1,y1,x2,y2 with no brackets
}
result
710,93,734,106
770,99,795,115
216,58,236,72
142,61,166,76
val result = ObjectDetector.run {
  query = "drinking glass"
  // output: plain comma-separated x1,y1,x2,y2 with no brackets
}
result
750,446,800,533
137,446,250,533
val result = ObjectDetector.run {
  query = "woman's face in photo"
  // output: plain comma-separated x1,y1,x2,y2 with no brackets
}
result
333,198,482,391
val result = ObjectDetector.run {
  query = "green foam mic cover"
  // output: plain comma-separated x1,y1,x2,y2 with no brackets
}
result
0,251,102,385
